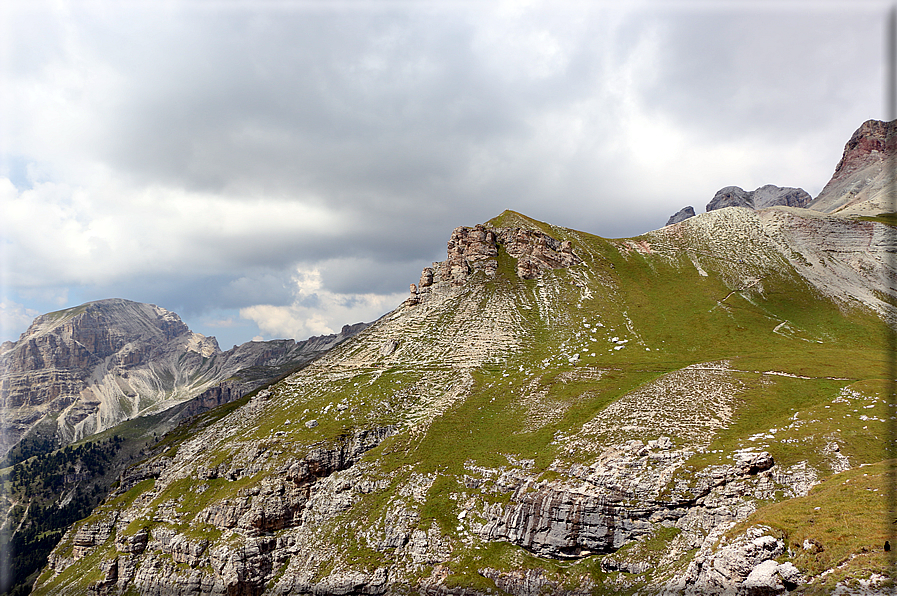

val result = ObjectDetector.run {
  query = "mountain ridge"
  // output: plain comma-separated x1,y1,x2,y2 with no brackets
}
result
31,202,893,595
15,119,897,595
0,297,368,460
664,117,897,226
808,118,897,214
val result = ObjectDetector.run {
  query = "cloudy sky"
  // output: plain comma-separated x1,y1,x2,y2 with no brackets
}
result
0,0,890,348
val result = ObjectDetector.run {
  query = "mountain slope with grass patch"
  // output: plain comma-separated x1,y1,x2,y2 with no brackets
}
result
32,204,894,596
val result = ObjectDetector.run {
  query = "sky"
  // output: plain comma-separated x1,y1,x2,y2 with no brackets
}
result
0,0,891,349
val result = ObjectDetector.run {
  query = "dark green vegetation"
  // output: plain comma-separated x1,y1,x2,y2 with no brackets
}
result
1,429,60,471
0,437,124,595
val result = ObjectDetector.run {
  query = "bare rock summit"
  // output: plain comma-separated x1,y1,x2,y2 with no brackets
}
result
707,185,811,212
808,118,897,215
407,217,580,305
665,206,696,226
0,298,368,459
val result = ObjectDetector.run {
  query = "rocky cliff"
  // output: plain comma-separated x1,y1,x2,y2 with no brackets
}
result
808,118,897,215
32,203,894,595
0,298,367,461
406,222,580,306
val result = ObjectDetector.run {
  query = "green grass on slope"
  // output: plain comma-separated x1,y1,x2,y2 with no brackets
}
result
732,460,893,592
379,364,664,476
599,233,886,378
690,376,890,473
856,212,897,227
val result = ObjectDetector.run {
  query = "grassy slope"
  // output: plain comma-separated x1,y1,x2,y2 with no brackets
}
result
33,211,892,594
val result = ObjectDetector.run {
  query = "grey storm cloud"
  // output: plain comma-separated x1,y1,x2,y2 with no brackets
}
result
637,9,882,142
95,9,526,195
0,1,889,346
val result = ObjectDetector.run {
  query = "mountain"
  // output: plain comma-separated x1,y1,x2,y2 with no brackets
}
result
665,117,897,225
0,298,367,463
31,190,894,595
706,185,811,212
0,299,368,594
808,119,897,215
664,185,811,228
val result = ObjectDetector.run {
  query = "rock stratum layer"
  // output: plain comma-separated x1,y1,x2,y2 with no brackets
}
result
0,298,366,460
34,199,895,595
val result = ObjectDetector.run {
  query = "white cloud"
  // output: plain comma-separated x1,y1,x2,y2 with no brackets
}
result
0,172,340,288
0,301,40,343
239,268,404,340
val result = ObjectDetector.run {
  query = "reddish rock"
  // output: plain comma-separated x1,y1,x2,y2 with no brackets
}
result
825,119,897,186
809,118,897,213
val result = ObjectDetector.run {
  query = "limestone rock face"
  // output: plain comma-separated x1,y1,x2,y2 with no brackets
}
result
673,525,803,595
809,118,897,215
407,223,581,304
496,228,580,279
706,185,811,212
751,185,812,210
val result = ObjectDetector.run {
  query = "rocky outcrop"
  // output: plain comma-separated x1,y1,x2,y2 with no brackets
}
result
666,206,696,226
808,118,897,215
672,525,803,595
496,228,580,279
479,568,596,596
407,224,580,304
706,185,811,213
481,440,775,560
71,512,119,558
48,426,397,596
195,427,397,535
484,483,648,557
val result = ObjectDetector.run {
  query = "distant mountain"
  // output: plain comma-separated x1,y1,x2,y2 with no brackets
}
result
808,118,897,215
0,298,367,462
663,116,897,227
0,298,367,595
665,185,811,228
665,205,696,226
706,184,811,212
